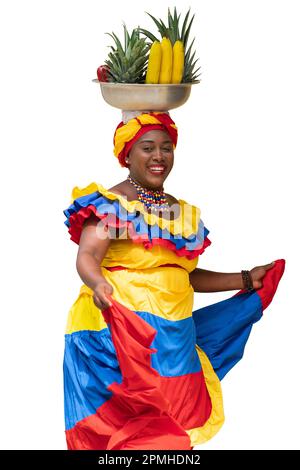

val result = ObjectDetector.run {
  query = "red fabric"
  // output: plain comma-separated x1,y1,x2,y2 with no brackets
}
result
105,263,187,271
118,124,167,168
234,259,285,311
256,259,285,310
114,112,178,168
67,205,210,259
66,368,211,450
66,296,199,450
131,234,212,260
67,205,131,245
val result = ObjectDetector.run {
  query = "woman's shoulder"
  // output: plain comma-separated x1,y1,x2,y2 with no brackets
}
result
107,181,135,200
165,193,179,205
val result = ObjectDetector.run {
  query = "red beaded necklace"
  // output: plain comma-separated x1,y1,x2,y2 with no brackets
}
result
127,174,170,213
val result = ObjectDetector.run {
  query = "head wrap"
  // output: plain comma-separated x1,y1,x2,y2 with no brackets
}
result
113,111,178,168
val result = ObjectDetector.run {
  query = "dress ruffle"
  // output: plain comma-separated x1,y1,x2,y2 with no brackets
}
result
63,183,211,260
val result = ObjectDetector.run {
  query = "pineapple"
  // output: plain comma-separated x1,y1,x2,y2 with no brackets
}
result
140,7,201,83
104,24,150,83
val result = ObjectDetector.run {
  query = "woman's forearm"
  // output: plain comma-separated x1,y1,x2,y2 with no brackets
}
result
76,251,106,291
189,268,243,293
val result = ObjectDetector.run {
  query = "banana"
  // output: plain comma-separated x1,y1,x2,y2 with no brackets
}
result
158,37,173,84
171,40,184,84
145,41,162,84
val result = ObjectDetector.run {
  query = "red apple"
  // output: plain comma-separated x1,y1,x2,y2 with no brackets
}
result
97,65,110,82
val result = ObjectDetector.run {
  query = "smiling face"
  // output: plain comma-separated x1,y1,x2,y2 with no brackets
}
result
126,129,174,190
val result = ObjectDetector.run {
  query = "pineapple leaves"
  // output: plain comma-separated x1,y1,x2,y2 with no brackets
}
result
138,28,159,43
183,13,195,47
104,8,200,83
146,12,169,38
105,24,150,83
181,8,191,43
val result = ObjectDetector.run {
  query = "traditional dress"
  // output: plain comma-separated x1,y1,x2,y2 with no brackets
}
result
63,182,285,450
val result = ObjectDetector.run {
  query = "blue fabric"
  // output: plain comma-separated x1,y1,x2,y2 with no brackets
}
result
64,311,201,430
192,291,263,380
64,329,121,431
136,311,201,376
64,292,264,430
63,191,209,251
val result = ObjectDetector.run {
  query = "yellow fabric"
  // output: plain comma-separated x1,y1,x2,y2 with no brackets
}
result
65,181,224,446
113,112,178,158
71,182,201,239
65,285,225,447
65,291,108,335
66,263,195,335
66,181,201,334
186,346,225,445
102,240,198,272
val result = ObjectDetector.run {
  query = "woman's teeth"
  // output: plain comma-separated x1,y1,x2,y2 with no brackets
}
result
148,166,166,174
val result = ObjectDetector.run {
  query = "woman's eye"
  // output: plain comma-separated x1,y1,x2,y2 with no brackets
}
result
142,147,172,152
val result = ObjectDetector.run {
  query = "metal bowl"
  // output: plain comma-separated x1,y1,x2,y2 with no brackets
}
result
92,80,200,111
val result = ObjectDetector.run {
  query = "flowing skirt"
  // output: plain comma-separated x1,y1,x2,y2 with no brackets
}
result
63,259,285,450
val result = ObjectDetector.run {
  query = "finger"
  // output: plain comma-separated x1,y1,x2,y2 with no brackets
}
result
93,298,102,309
265,261,275,270
101,293,112,308
93,295,107,310
105,293,113,305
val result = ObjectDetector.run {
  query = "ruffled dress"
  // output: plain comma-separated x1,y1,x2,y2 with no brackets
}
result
63,182,285,450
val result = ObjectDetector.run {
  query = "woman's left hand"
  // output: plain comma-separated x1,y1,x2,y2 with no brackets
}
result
250,262,275,289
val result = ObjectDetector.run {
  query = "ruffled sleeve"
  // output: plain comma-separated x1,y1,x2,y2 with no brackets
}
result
63,182,211,260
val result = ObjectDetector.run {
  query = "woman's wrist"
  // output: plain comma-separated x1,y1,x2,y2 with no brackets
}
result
190,269,246,292
240,270,255,292
228,272,244,290
89,274,108,291
223,271,254,291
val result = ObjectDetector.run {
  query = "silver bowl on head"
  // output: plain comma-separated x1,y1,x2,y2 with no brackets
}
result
92,80,200,111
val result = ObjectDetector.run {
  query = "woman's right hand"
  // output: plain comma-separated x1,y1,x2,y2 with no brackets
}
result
92,279,114,310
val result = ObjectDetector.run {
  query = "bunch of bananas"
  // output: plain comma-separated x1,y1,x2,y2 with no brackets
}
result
142,7,200,84
145,38,184,84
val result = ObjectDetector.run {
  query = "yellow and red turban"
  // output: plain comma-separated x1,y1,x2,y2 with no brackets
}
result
113,112,178,168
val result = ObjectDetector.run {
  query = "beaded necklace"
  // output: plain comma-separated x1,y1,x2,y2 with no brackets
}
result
127,174,170,213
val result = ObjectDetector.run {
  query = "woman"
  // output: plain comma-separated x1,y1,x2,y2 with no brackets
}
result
63,111,285,450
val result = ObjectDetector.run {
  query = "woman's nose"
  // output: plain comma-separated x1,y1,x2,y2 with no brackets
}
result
152,148,164,160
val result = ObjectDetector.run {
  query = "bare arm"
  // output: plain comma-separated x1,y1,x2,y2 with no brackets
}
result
189,268,243,293
76,213,113,308
189,262,275,293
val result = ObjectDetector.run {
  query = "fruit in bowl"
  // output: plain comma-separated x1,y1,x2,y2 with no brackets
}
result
95,7,201,85
96,65,110,83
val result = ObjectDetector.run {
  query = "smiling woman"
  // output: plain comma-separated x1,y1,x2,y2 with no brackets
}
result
111,112,179,217
62,110,285,450
129,134,172,175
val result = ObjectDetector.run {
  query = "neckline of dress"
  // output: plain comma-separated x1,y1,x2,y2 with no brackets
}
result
71,182,200,237
100,184,185,222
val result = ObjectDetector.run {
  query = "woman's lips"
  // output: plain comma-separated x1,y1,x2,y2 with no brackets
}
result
147,165,167,175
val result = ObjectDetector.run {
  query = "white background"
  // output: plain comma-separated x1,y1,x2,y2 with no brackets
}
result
1,0,299,450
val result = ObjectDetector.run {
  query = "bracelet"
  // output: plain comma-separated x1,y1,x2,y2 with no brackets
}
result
241,270,254,292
